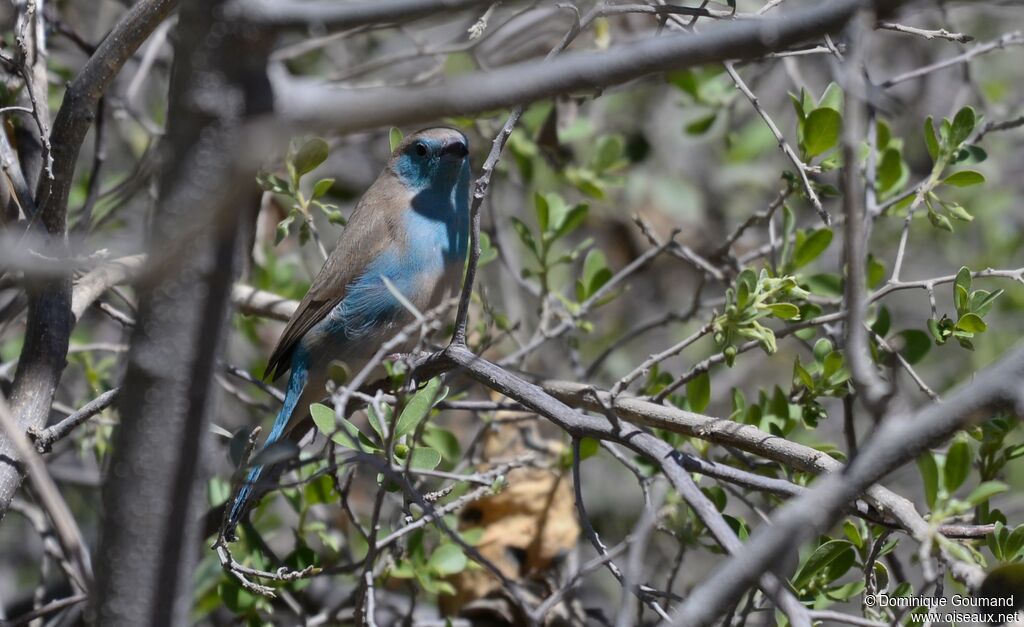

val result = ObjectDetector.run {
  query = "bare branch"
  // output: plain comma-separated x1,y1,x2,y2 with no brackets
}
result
279,0,894,134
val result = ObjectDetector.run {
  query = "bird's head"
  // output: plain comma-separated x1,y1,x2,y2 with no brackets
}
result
389,127,469,191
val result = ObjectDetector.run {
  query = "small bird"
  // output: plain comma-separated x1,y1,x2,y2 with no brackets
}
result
227,127,470,533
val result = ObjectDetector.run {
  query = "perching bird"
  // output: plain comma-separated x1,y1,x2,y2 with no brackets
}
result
226,127,470,533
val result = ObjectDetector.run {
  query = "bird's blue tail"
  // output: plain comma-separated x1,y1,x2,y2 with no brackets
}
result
226,358,309,534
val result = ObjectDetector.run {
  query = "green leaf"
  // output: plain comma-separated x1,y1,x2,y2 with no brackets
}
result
592,135,625,171
310,403,335,434
687,371,711,413
579,437,600,460
897,330,931,364
311,403,370,450
766,302,801,320
966,481,1008,506
311,178,334,199
802,108,842,157
927,209,953,232
554,204,589,239
510,217,538,257
685,112,717,135
971,288,1003,317
293,137,329,176
876,119,892,149
923,117,939,161
817,82,843,112
950,105,976,145
944,202,973,221
917,453,939,509
578,249,611,302
956,313,987,333
866,254,886,289
304,474,335,505
429,544,468,576
422,427,460,462
366,404,390,441
389,127,404,152
394,378,445,439
944,439,971,492
669,69,700,99
407,447,442,470
954,267,972,313
534,192,550,232
877,147,903,192
793,540,855,589
793,228,833,269
871,305,891,337
943,170,985,187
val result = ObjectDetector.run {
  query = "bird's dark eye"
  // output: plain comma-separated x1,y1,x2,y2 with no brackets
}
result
414,142,428,157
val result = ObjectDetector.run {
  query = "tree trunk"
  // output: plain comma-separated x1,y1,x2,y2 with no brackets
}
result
91,2,272,624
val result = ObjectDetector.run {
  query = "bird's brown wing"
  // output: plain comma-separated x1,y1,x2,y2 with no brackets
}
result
265,174,405,380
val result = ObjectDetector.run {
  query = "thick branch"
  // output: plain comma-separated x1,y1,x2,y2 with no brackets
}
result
0,0,179,520
92,1,271,624
279,0,896,133
230,0,493,28
441,345,811,625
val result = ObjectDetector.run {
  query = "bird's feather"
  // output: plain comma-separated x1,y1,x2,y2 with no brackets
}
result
265,173,409,380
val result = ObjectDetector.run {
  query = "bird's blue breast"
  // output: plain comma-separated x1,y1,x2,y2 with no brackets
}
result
302,161,469,358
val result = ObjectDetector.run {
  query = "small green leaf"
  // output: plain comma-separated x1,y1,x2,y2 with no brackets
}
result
917,454,939,509
927,209,953,232
687,371,711,413
897,329,931,364
817,82,843,112
793,540,855,589
871,305,891,337
407,447,442,470
685,113,717,135
579,249,611,301
311,403,371,450
877,147,903,192
554,204,589,239
389,127,404,152
312,178,334,199
510,217,538,257
923,117,939,161
971,288,1003,317
578,437,600,460
428,544,467,576
943,170,985,187
944,439,972,492
293,137,329,176
802,108,843,157
956,313,987,333
534,192,550,232
793,228,834,268
867,254,886,289
394,378,446,439
592,135,625,171
944,202,974,221
422,427,460,463
950,105,976,145
954,267,972,313
966,481,1008,506
310,403,335,434
766,302,801,320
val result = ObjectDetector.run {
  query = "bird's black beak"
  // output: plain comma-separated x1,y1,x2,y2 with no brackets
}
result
440,139,468,161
